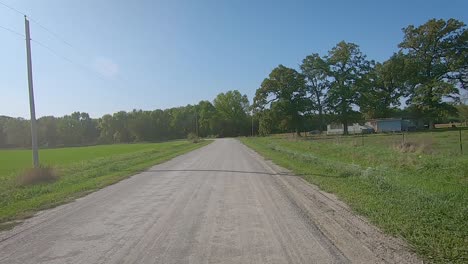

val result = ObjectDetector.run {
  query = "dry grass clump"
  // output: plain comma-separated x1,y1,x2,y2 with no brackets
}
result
17,166,59,186
393,139,433,154
187,132,201,143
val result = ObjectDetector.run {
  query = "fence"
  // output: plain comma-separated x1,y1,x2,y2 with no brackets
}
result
301,128,466,155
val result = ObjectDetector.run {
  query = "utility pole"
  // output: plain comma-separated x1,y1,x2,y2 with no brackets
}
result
251,112,254,137
195,113,199,137
25,16,39,168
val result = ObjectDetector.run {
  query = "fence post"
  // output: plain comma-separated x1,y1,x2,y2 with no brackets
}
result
402,133,406,144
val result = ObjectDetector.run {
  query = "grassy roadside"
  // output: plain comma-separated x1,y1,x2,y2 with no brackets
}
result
241,133,467,263
0,140,211,228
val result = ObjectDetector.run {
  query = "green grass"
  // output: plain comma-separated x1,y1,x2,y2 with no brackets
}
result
241,130,467,264
0,140,211,227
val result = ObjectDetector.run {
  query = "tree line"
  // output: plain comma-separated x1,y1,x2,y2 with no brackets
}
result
0,90,252,148
1,18,467,148
254,18,467,135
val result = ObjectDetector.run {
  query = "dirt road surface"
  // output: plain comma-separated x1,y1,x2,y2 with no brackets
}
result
0,139,420,264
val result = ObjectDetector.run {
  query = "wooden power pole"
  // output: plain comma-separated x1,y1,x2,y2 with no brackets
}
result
24,16,39,168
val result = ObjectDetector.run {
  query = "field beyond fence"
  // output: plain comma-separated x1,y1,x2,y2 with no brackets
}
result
301,128,467,155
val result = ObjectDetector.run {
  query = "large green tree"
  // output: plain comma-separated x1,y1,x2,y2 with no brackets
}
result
128,110,153,142
325,41,372,134
98,114,115,143
301,53,329,131
168,106,197,138
58,112,98,145
196,100,218,137
359,52,409,119
150,109,171,140
254,65,308,135
38,116,58,147
399,18,467,128
3,118,30,147
213,90,250,137
257,109,274,136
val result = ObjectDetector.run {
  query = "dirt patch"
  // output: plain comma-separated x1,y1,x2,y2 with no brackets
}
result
16,166,59,186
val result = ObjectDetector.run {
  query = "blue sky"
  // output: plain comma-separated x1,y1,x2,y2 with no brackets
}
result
1,0,467,118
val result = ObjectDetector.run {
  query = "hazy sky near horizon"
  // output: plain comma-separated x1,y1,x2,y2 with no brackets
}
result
1,0,467,118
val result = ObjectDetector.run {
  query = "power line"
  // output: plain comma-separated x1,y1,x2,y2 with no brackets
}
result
31,39,79,67
0,20,112,84
32,38,132,89
0,24,24,37
0,1,74,48
0,1,24,16
1,1,132,88
31,39,110,83
28,17,75,48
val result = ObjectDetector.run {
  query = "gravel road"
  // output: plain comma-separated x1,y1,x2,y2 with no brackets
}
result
0,139,420,264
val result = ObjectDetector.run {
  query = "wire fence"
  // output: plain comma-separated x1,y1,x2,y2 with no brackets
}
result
299,128,467,156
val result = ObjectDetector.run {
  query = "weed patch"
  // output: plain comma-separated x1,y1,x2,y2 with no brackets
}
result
393,140,433,154
187,132,201,143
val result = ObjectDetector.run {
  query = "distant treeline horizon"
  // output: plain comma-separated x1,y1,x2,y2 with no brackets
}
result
1,92,466,149
0,90,253,148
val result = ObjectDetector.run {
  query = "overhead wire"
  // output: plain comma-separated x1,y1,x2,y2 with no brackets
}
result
1,1,79,51
0,0,24,16
30,39,116,83
0,24,24,37
0,0,131,87
28,17,75,48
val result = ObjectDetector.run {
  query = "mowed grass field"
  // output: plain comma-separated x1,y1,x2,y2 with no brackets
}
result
0,140,210,228
241,130,467,263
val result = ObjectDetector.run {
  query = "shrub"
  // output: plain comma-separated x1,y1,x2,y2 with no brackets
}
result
17,166,59,186
187,132,200,143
